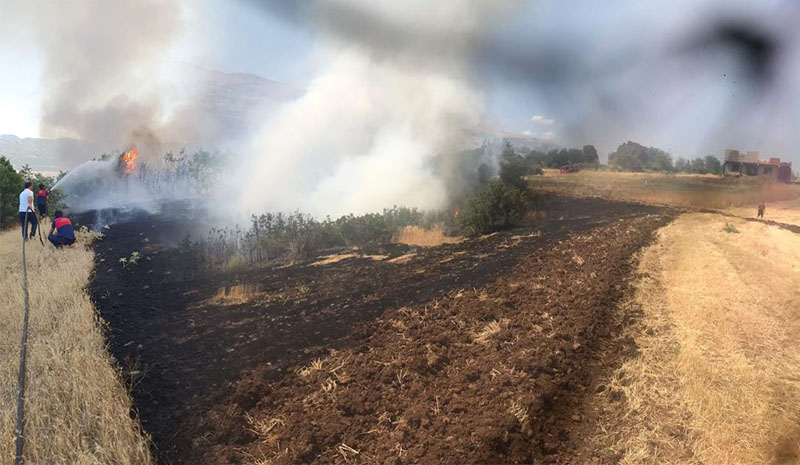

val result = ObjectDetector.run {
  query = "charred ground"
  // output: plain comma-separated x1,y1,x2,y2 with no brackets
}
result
82,196,674,464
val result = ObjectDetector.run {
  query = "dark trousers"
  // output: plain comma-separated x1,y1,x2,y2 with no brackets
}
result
19,212,38,238
48,234,75,248
37,201,47,217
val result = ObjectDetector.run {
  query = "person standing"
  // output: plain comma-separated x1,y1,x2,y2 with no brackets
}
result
19,181,38,239
48,210,75,247
757,202,765,219
37,183,48,218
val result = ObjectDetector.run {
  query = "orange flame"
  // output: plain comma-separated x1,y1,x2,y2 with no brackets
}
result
120,147,139,175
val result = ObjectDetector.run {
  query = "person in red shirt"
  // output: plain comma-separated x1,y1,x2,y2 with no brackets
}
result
37,184,48,217
757,202,765,219
48,210,75,247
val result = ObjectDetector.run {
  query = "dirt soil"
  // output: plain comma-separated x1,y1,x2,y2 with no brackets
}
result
82,196,674,464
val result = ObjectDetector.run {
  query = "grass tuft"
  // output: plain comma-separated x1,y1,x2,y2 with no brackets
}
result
723,223,740,233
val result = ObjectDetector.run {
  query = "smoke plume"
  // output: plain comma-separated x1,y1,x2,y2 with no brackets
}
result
239,0,519,217
474,0,800,161
8,0,189,164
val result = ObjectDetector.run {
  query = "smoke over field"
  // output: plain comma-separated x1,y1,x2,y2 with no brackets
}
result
6,0,183,165
239,0,519,216
10,0,525,217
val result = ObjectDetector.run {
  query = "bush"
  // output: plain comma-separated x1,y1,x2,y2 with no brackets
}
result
499,144,529,191
0,156,23,227
609,141,673,172
723,223,740,234
459,180,529,235
196,207,459,267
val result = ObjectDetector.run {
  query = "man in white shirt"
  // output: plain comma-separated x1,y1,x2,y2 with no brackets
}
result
19,181,38,239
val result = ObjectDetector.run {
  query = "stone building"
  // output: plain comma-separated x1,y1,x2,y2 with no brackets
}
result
722,149,792,182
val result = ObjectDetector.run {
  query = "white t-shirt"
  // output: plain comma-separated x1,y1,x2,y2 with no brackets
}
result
19,189,33,213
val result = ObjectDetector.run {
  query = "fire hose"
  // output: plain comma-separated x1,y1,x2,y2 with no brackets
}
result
14,207,39,465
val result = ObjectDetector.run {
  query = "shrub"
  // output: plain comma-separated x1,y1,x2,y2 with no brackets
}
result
499,145,529,191
0,156,23,227
74,225,103,244
723,223,740,234
195,207,459,267
459,180,529,235
477,163,492,184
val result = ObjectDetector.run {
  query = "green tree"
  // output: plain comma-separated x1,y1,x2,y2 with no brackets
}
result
547,148,571,168
582,145,599,165
646,147,673,171
566,148,584,164
704,155,722,174
674,157,689,172
459,179,529,235
0,156,24,227
498,142,529,191
477,163,492,185
609,141,673,172
525,150,547,167
690,157,706,174
608,141,645,171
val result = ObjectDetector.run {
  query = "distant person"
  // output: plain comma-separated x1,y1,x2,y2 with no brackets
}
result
48,210,75,248
37,183,48,217
758,202,765,219
18,181,38,239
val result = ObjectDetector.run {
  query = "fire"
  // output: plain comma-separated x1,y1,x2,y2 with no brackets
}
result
120,147,139,175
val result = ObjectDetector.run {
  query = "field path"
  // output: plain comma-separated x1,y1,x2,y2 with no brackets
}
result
589,213,800,464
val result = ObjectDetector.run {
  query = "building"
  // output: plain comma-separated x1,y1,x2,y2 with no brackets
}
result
723,149,792,182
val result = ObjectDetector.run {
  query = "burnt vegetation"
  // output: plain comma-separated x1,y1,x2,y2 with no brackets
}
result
84,194,674,464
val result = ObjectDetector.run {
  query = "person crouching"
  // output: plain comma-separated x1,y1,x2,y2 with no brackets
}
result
48,210,75,248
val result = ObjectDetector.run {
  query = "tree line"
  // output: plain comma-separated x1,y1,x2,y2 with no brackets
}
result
0,156,66,228
498,140,721,175
608,141,722,174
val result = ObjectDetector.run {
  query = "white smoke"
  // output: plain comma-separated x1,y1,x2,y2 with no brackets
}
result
239,0,519,217
51,159,156,212
4,0,249,168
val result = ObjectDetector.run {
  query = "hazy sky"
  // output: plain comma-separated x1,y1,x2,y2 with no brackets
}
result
0,0,314,138
2,0,800,161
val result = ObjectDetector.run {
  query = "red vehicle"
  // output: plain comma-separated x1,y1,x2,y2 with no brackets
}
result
560,164,580,173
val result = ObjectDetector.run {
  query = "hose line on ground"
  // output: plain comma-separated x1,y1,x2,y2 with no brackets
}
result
14,207,34,465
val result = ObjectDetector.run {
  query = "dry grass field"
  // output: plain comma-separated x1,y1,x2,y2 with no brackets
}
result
726,197,800,227
599,213,800,464
392,224,461,247
0,229,151,464
530,170,800,209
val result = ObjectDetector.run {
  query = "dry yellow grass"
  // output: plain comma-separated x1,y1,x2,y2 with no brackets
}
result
209,283,264,305
392,225,461,247
726,197,800,228
531,170,800,209
0,229,151,464
309,252,388,266
602,213,800,464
